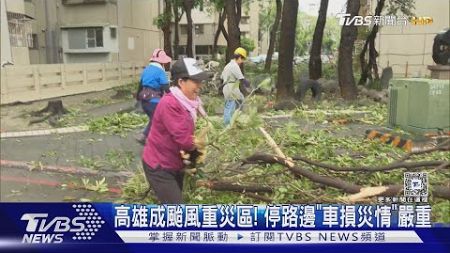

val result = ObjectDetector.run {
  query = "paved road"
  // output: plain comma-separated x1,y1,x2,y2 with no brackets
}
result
1,166,121,202
0,131,143,202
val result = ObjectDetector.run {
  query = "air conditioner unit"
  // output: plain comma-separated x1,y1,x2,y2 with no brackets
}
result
388,78,449,133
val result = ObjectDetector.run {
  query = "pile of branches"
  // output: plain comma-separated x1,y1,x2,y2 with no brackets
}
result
198,130,450,203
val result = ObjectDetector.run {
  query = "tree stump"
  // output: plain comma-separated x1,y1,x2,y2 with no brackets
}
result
29,100,69,126
273,99,300,110
111,89,131,99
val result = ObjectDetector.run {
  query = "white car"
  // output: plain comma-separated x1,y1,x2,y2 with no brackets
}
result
249,55,266,64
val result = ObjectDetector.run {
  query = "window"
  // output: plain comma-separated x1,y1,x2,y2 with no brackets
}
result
28,34,38,49
180,25,188,35
110,27,117,39
180,24,203,35
241,16,250,24
67,27,104,49
195,45,209,54
7,12,33,47
87,27,103,48
194,24,204,35
68,28,86,49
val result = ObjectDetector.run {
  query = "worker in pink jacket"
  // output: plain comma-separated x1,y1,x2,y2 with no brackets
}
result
142,57,208,204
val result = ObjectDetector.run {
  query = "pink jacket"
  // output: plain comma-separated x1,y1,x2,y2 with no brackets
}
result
142,92,195,170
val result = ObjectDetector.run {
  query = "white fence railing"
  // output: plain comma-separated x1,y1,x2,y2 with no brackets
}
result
0,62,146,105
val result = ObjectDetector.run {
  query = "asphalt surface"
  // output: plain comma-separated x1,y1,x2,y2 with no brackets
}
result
0,131,144,202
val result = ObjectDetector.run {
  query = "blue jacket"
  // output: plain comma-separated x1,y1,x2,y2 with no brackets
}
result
140,63,169,103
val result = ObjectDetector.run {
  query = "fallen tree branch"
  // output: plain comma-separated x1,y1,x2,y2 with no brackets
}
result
291,155,448,172
399,139,450,161
245,153,362,193
341,186,391,202
196,179,273,193
258,127,292,164
244,153,450,200
251,128,450,201
243,192,273,202
343,184,450,202
436,161,450,170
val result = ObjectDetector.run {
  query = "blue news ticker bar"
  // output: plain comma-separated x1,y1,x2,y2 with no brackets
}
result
0,203,448,253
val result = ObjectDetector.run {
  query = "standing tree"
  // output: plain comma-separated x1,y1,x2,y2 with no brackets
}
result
183,0,195,57
154,0,173,58
173,0,185,59
209,0,228,56
309,0,329,80
359,0,415,85
224,0,242,62
359,0,385,85
163,0,173,57
264,0,282,72
276,0,298,102
337,0,360,100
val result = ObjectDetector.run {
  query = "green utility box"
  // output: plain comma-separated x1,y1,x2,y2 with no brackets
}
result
388,78,449,133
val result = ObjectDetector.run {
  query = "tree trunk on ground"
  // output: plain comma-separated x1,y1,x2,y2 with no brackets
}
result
197,180,273,193
309,0,329,80
184,0,194,57
224,0,242,62
337,0,360,100
244,153,450,200
213,8,227,55
264,0,282,72
162,0,173,58
275,0,298,102
359,0,385,85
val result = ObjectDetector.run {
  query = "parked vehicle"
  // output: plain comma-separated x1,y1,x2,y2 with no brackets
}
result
249,54,266,64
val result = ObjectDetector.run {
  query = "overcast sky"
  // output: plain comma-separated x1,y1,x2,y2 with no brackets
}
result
298,0,348,17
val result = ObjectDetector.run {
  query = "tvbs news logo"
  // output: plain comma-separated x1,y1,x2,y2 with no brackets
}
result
337,13,433,26
20,204,105,243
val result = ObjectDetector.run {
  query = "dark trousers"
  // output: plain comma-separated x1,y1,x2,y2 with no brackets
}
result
142,161,185,204
141,101,157,137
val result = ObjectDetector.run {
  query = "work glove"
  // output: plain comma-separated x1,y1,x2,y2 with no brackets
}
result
180,122,210,174
242,79,251,89
180,149,203,167
180,149,203,176
239,79,251,96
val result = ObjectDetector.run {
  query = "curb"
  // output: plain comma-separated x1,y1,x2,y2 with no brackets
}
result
0,159,133,179
365,129,413,152
0,125,89,139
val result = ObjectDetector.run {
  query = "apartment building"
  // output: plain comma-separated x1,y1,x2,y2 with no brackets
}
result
1,0,34,65
177,1,261,58
2,0,266,65
1,0,164,65
57,0,164,64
